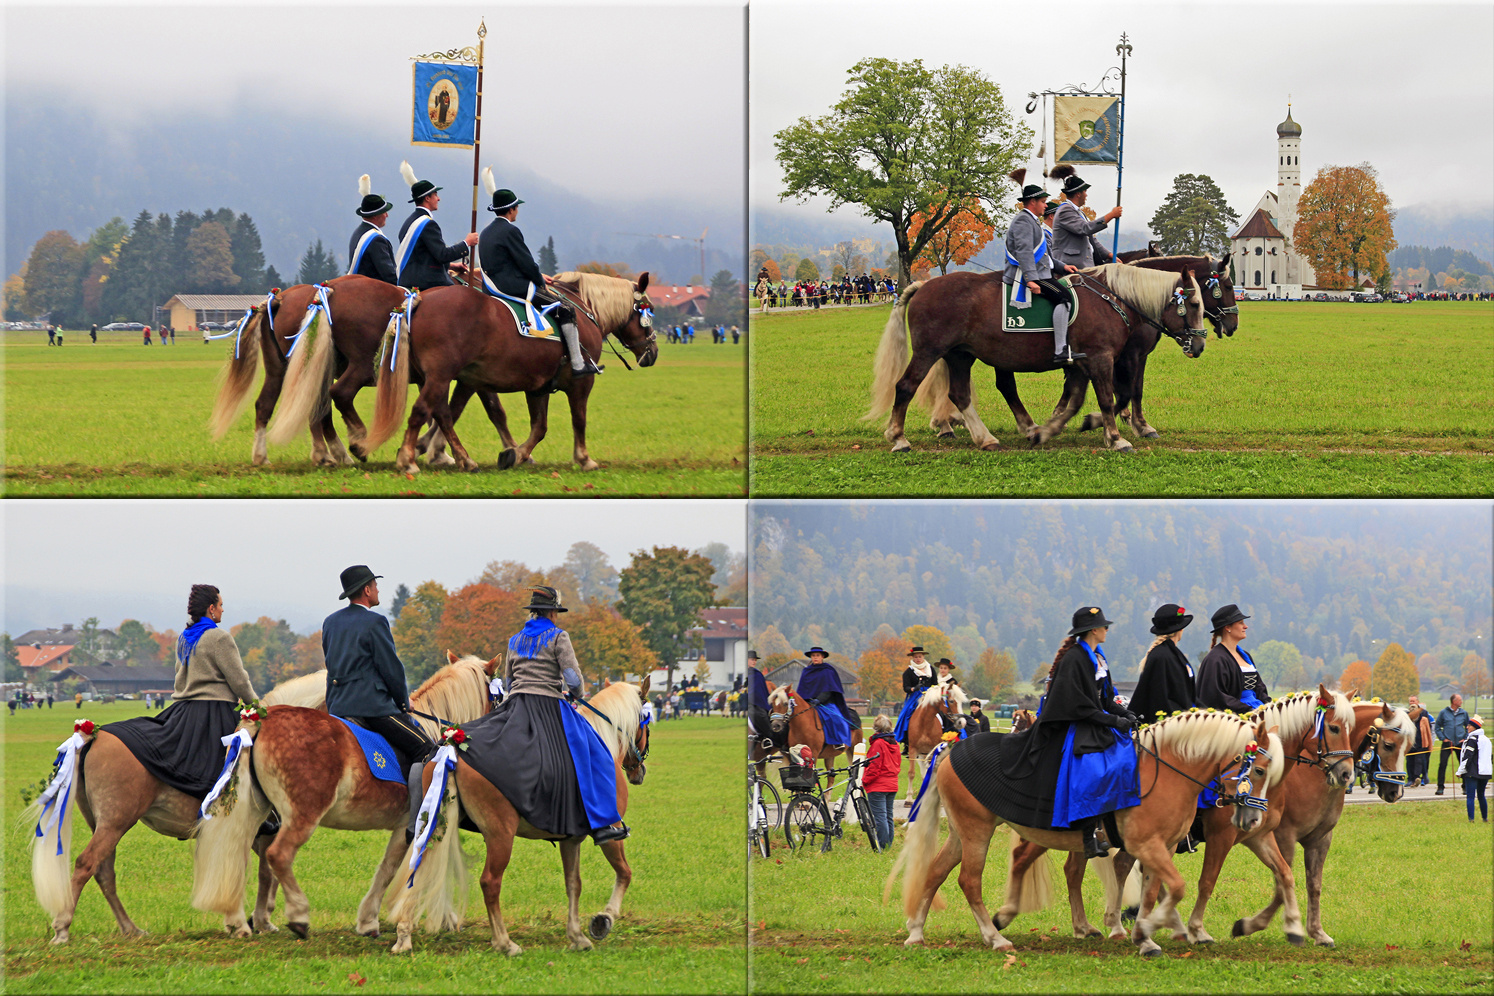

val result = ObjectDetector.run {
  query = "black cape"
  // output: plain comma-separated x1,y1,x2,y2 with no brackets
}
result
1128,640,1197,725
1196,644,1270,713
457,692,590,837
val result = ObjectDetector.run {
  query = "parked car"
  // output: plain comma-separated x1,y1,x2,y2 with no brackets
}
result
101,322,146,331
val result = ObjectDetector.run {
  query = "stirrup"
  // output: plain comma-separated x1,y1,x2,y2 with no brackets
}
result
592,822,630,845
1083,826,1109,860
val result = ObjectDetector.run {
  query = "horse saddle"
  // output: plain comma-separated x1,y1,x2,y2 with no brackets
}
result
1001,275,1080,333
332,716,408,784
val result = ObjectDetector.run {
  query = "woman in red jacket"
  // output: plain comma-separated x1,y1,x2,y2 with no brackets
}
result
863,715,902,849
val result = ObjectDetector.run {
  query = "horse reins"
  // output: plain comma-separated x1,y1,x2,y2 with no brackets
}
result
1134,734,1272,812
574,697,650,766
1065,272,1206,351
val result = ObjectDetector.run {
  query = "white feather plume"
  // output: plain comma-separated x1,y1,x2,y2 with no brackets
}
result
399,160,417,188
482,167,496,197
358,174,371,197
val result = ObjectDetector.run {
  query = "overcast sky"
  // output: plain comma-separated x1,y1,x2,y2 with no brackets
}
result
5,1,745,207
751,0,1494,241
2,499,746,635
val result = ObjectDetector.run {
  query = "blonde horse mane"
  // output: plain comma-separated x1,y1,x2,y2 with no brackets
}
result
1081,263,1187,323
768,686,790,709
581,682,644,759
263,670,328,708
407,654,491,738
918,682,967,710
1138,709,1258,769
1250,689,1353,746
553,271,644,329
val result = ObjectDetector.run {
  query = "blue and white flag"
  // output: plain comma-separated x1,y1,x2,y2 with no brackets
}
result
412,61,478,149
1054,95,1120,165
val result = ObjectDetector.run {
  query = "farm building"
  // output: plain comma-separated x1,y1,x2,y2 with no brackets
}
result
49,663,177,697
159,294,265,330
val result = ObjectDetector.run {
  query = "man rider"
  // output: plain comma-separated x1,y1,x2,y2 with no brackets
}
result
395,161,479,291
746,651,773,748
1048,165,1121,270
347,174,398,284
1004,168,1083,366
479,185,603,376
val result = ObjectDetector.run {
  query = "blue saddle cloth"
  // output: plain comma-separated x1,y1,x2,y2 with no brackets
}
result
332,716,406,784
813,702,853,746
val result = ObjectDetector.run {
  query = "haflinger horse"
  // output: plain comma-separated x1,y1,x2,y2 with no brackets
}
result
903,683,969,805
366,271,659,474
885,711,1282,958
387,680,652,956
189,651,498,940
21,675,326,945
757,685,864,787
867,264,1207,455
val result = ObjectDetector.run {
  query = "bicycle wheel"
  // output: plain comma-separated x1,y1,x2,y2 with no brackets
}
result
758,779,784,830
784,793,832,853
853,792,882,852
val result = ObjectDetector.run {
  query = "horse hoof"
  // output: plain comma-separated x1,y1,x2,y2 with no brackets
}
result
1231,919,1247,938
1113,444,1134,455
498,448,517,470
1316,938,1336,949
358,926,380,938
979,439,1001,451
588,914,613,941
1287,933,1305,946
50,934,69,946
891,440,912,453
577,458,600,471
229,925,252,939
937,431,955,440
1141,430,1160,440
288,921,310,939
1141,947,1163,959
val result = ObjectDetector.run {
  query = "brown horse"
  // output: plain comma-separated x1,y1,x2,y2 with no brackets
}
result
886,712,1281,957
903,683,968,804
388,680,652,955
190,652,497,939
1116,241,1163,263
761,685,864,787
868,264,1207,454
367,271,659,473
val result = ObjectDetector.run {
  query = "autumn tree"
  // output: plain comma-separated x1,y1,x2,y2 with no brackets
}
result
1253,640,1307,692
229,616,299,691
391,580,449,684
23,230,85,324
185,221,240,293
909,194,995,275
971,647,1018,702
1367,642,1418,704
4,267,28,320
1338,659,1372,697
774,57,1029,287
857,632,907,705
1462,653,1491,711
753,625,794,659
899,624,952,664
115,619,163,665
1293,163,1397,289
435,583,526,665
568,604,654,684
760,258,781,282
794,257,820,282
477,559,543,592
1147,174,1239,257
617,546,717,692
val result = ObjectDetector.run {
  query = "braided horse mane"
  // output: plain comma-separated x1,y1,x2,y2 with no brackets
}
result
1249,689,1353,746
554,271,646,329
405,653,492,738
1137,709,1285,787
1080,263,1200,323
581,682,645,760
918,682,967,710
264,670,328,708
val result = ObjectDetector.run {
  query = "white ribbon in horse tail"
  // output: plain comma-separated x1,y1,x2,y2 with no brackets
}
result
33,731,90,856
204,308,256,357
199,728,256,820
407,744,458,886
906,741,949,824
377,288,421,375
285,284,334,358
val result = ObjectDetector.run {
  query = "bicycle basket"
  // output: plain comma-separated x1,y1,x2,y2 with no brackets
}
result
779,761,817,791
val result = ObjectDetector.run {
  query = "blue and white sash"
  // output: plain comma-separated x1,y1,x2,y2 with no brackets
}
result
285,283,334,358
395,211,433,279
348,226,392,277
199,729,255,819
33,731,88,856
479,271,559,337
408,744,458,886
1005,230,1050,308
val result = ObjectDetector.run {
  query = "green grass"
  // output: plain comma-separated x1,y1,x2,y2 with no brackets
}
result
748,800,1492,993
2,333,745,496
749,301,1494,495
3,704,746,993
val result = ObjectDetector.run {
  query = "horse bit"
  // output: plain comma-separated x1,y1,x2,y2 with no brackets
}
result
1356,723,1408,787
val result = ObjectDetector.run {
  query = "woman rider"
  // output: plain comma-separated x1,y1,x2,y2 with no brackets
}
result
1196,604,1271,713
1129,603,1198,726
458,586,628,844
893,646,936,756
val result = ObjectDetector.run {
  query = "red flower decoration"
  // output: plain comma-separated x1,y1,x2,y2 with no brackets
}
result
441,726,469,750
74,719,96,736
1178,606,1186,615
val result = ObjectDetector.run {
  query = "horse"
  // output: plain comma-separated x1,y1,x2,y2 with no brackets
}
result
756,685,864,787
903,683,969,804
1116,241,1163,263
388,680,652,955
189,651,498,939
366,271,659,474
1010,708,1036,733
867,264,1208,455
885,712,1281,957
22,673,325,944
755,276,772,313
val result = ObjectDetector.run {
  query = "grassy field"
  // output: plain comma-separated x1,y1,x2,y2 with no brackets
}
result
3,704,746,993
2,332,745,496
748,793,1492,994
749,301,1494,495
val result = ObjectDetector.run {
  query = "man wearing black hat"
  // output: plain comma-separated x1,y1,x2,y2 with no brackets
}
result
1003,169,1084,366
746,650,773,748
479,182,602,376
395,160,479,292
347,174,399,285
1047,165,1121,270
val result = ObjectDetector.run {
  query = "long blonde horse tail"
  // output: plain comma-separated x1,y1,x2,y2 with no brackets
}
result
390,768,466,934
911,358,972,431
267,293,336,446
191,726,269,915
367,305,414,453
1007,832,1056,914
885,748,950,919
864,282,922,425
208,306,266,439
22,782,79,919
1121,858,1145,909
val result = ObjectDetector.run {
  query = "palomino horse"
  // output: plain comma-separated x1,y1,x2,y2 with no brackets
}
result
388,681,652,955
22,677,325,944
886,712,1281,957
367,271,659,474
190,652,498,939
867,265,1207,454
903,683,969,804
759,685,864,787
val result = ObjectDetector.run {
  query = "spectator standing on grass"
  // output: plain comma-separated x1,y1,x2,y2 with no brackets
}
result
75,691,83,709
143,326,151,346
863,715,900,849
1457,715,1490,822
91,323,98,343
46,324,55,345
1407,695,1434,787
967,700,992,734
1435,694,1470,795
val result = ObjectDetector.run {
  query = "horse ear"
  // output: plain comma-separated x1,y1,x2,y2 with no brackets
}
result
484,654,501,677
446,649,460,665
635,271,650,293
1345,687,1360,700
1216,252,1231,273
639,675,651,697
1380,703,1396,721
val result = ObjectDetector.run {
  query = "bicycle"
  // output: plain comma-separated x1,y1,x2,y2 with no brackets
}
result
781,752,881,854
747,737,783,858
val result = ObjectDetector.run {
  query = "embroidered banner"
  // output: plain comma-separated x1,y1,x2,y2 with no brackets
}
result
411,61,477,149
1054,95,1120,164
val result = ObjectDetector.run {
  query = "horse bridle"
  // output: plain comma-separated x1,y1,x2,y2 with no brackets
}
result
1281,701,1356,778
574,696,650,768
1355,722,1409,787
1200,274,1239,337
1136,734,1273,813
1066,272,1208,353
600,293,658,371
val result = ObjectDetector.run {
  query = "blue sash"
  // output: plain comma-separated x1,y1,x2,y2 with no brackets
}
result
394,212,432,278
331,716,406,784
1005,230,1050,305
348,227,392,277
557,700,621,830
479,271,558,336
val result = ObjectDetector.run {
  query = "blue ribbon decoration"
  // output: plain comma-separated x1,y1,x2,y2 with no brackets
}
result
204,309,254,359
407,747,458,886
907,742,948,824
380,289,420,373
285,285,333,358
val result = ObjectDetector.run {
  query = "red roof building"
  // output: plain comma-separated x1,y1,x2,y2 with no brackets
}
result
647,284,711,317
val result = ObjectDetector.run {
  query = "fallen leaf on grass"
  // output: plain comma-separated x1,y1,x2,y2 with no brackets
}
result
1177,951,1195,959
1385,943,1399,950
346,973,366,987
1460,940,1472,952
550,471,561,478
757,921,766,930
838,956,851,962
1292,975,1301,980
1001,953,1018,971
796,957,808,964
851,445,861,450
835,929,849,934
584,483,596,489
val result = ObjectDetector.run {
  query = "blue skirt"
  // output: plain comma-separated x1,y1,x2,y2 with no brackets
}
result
1052,725,1141,828
814,702,853,746
893,692,921,742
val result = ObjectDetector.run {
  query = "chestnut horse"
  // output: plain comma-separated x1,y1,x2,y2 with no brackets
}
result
388,680,652,955
760,685,864,787
868,264,1207,454
903,683,968,804
23,676,325,944
190,652,497,939
886,712,1281,957
367,271,659,473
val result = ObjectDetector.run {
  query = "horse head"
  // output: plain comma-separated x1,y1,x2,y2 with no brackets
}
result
767,685,793,739
1353,701,1414,803
1309,683,1357,789
1206,253,1240,338
1167,272,1209,359
625,677,652,785
619,271,659,367
1224,720,1282,833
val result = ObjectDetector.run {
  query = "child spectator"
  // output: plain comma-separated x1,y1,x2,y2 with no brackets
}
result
863,714,901,849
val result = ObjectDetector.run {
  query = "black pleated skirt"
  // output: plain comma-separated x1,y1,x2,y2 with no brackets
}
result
948,727,1066,831
459,692,587,838
102,699,239,798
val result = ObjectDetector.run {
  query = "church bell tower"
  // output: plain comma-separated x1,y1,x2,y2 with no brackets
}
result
1276,103,1303,284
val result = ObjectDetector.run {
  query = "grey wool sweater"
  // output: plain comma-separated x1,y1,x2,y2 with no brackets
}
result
173,628,259,705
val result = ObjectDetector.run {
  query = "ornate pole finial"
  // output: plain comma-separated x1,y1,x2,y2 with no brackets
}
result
478,17,486,39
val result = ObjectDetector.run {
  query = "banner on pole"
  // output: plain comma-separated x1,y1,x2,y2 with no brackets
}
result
1054,95,1120,164
411,61,478,149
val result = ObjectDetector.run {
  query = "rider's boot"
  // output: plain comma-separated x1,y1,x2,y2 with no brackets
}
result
1050,299,1086,365
404,761,425,846
1082,817,1110,860
256,810,281,838
591,821,630,845
560,320,603,376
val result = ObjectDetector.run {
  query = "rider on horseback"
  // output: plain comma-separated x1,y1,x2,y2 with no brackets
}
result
746,650,773,749
395,162,480,291
795,647,856,749
894,646,936,756
478,184,603,377
347,175,398,284
1197,604,1271,713
933,659,965,736
1048,165,1120,270
1003,169,1084,366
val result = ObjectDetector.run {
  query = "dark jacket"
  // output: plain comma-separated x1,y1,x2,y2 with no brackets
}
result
797,661,856,726
967,709,991,734
479,216,546,298
348,221,398,285
322,603,410,717
902,665,935,695
1196,643,1271,714
1435,706,1469,744
1039,642,1134,756
1128,639,1197,725
397,208,468,291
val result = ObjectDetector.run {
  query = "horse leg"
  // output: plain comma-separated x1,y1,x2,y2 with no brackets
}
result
1062,849,1102,937
263,812,319,939
885,353,941,453
426,385,478,472
904,830,965,947
251,835,279,933
92,848,147,939
478,825,522,956
508,391,550,466
1082,354,1133,453
396,386,441,474
320,411,355,466
1300,831,1337,947
565,379,600,471
992,369,1038,441
1239,832,1305,945
251,353,285,467
475,389,519,452
354,829,408,938
1105,851,1135,940
1035,370,1090,445
1127,362,1160,439
330,366,371,461
956,824,1010,950
1129,844,1187,958
559,838,593,952
992,840,1044,931
944,353,999,450
589,841,630,940
1183,824,1232,944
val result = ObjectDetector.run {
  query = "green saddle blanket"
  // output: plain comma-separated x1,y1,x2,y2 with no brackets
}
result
1002,275,1080,333
494,295,558,340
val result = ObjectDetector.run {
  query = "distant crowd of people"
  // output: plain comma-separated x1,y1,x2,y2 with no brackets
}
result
756,271,898,311
665,323,741,345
